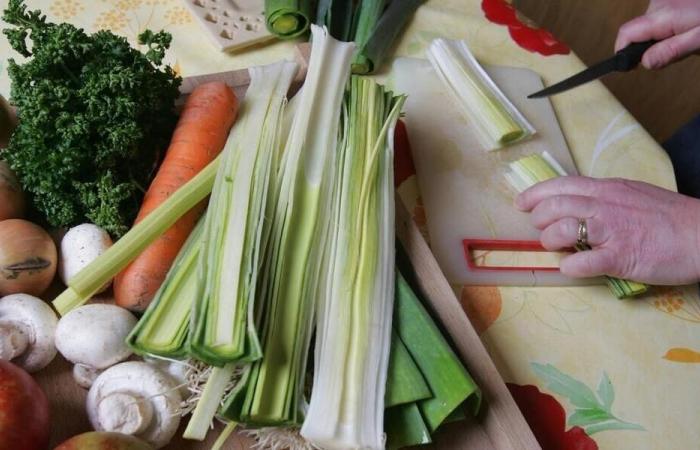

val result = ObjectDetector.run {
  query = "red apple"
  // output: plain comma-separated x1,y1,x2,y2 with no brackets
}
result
0,360,50,450
54,432,153,450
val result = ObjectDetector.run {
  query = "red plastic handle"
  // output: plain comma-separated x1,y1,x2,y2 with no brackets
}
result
463,239,570,272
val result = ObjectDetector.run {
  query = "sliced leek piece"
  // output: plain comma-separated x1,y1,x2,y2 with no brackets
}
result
427,38,535,150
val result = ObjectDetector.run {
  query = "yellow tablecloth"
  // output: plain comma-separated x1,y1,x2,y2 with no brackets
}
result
1,1,697,449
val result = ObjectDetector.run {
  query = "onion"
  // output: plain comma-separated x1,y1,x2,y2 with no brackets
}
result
0,161,25,221
0,219,57,296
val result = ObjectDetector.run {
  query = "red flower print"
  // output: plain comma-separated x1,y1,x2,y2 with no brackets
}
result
481,0,570,56
393,120,417,188
507,383,598,450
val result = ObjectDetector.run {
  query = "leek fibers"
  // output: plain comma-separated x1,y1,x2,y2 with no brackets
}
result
189,61,299,366
265,0,313,38
506,152,649,299
428,38,535,150
223,25,355,426
300,77,404,449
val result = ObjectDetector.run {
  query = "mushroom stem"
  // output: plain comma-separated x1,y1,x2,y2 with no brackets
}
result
0,321,29,361
73,364,103,389
96,392,154,436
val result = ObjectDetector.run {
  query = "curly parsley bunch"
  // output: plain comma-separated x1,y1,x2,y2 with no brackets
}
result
1,0,181,236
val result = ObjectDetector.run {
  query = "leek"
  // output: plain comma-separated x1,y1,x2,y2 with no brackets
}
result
354,0,427,74
427,38,535,150
349,0,387,74
300,76,404,450
224,25,355,426
127,219,204,357
393,270,481,431
316,0,426,74
53,159,220,315
190,61,298,366
385,331,431,408
506,152,649,299
265,0,313,38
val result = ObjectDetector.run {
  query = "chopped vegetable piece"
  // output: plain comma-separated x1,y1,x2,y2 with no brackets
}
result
265,0,312,38
427,38,535,150
114,82,239,312
224,25,355,426
189,61,298,366
505,152,649,299
300,76,404,450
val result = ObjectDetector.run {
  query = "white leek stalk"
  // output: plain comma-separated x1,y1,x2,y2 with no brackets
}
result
189,60,298,366
226,25,355,425
427,38,535,150
300,77,405,449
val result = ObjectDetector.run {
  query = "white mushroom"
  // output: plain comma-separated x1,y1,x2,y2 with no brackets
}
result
55,304,137,387
144,357,190,398
87,361,182,449
59,224,113,293
0,294,58,372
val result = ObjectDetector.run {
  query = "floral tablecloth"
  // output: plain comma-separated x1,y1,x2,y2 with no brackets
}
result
1,1,698,449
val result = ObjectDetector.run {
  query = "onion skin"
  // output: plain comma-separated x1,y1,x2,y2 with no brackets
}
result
0,361,50,450
0,161,24,221
0,219,57,296
53,432,154,450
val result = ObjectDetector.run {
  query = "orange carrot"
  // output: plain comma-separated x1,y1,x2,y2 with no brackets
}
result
114,82,238,312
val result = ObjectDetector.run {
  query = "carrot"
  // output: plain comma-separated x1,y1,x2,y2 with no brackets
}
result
114,82,239,312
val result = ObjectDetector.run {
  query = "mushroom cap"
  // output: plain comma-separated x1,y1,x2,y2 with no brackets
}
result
59,224,113,292
0,293,58,372
87,361,182,449
55,304,136,369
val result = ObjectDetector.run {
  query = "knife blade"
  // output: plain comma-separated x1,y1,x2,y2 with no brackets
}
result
528,40,657,99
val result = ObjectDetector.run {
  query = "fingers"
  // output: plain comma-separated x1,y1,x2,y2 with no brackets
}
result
540,217,606,251
530,195,597,229
516,176,605,212
641,27,700,68
559,247,618,278
615,11,675,52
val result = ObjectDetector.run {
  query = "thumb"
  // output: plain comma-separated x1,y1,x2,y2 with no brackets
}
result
642,27,700,68
559,248,617,278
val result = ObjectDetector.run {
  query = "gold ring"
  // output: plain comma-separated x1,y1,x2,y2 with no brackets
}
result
576,218,588,248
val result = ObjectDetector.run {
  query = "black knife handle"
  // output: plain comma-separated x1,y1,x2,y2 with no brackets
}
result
615,40,658,71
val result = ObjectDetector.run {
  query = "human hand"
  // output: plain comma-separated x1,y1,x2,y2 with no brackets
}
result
515,176,700,285
615,0,700,69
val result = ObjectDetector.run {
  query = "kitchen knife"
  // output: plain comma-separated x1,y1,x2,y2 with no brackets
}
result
528,40,657,99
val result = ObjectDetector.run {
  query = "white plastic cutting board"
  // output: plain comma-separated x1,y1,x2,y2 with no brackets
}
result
394,57,602,287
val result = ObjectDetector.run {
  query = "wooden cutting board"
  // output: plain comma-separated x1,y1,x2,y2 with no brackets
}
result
36,46,538,450
393,57,603,287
